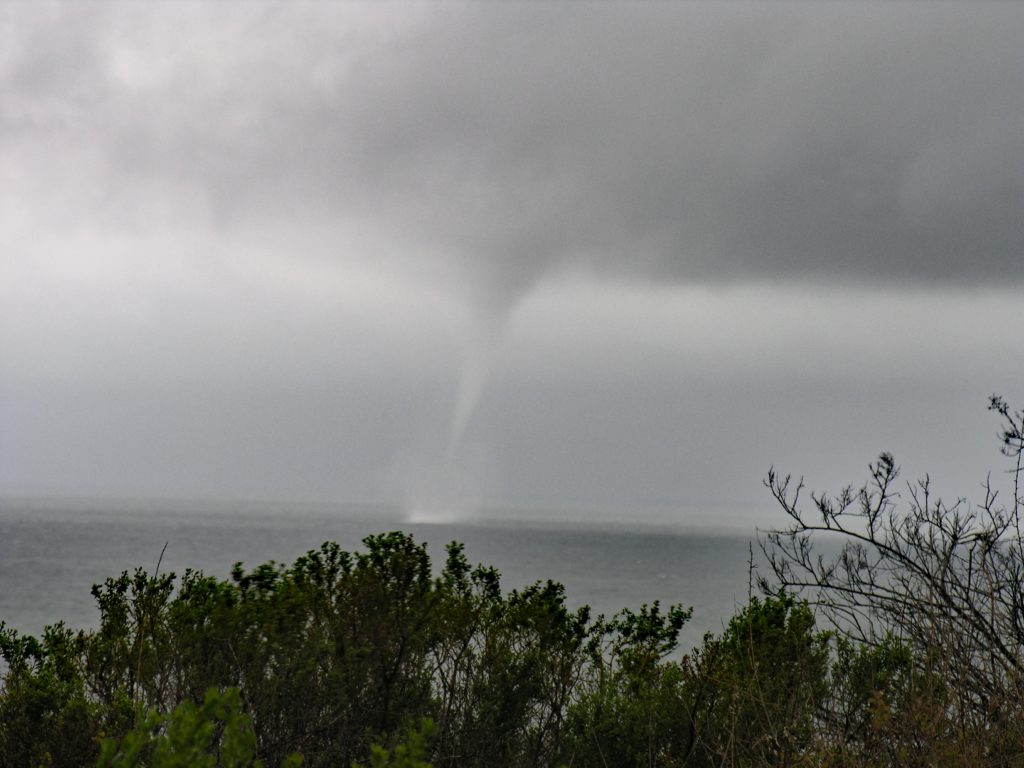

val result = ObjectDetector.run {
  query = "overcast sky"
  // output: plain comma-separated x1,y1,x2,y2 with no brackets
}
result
1,1,1022,527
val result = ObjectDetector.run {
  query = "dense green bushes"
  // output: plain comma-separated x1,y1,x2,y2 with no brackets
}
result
1,533,684,767
5,397,1024,766
2,531,1010,768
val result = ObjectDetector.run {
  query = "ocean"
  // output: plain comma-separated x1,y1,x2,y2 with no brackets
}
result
0,498,768,653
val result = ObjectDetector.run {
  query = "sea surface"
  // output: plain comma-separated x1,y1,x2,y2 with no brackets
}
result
0,498,771,653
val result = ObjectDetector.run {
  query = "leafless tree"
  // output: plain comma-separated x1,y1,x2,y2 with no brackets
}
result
761,395,1024,720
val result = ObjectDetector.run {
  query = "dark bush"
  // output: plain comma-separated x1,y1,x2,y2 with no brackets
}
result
4,397,1023,766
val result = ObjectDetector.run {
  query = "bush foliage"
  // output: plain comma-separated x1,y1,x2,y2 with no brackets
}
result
3,397,1024,766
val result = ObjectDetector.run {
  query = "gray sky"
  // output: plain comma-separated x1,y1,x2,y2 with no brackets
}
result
1,1,1022,527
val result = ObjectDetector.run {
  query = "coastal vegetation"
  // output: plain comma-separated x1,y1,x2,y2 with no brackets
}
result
2,396,1023,767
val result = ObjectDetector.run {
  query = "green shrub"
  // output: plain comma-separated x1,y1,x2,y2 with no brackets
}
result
562,603,691,768
0,622,98,768
679,594,831,767
95,686,301,768
11,518,1023,766
353,719,435,768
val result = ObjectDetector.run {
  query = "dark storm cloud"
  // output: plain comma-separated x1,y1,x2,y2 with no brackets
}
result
5,2,1022,306
332,2,1024,292
2,2,1023,511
